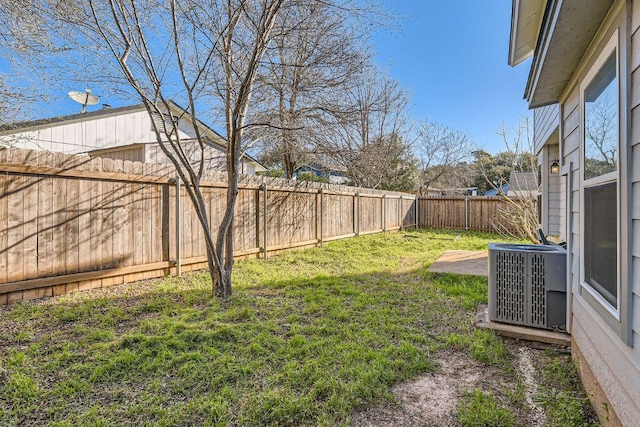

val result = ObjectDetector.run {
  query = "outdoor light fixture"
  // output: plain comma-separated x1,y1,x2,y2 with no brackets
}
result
550,158,560,174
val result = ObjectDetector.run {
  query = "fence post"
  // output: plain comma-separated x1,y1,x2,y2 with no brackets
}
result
464,196,469,231
355,192,360,236
319,187,324,245
263,182,268,259
175,173,182,277
415,196,418,229
352,192,356,235
399,195,403,230
382,194,386,232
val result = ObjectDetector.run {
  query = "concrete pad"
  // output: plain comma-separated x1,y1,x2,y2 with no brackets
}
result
428,250,488,277
475,305,571,346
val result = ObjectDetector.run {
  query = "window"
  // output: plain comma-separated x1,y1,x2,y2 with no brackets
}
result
584,52,618,180
582,41,618,311
584,182,617,306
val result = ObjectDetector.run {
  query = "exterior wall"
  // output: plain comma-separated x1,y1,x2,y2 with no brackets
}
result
534,105,562,238
92,145,146,163
557,3,640,425
242,162,256,175
145,142,260,175
533,104,560,154
539,143,561,238
0,107,261,175
0,109,156,154
145,142,226,171
559,166,567,241
630,0,640,377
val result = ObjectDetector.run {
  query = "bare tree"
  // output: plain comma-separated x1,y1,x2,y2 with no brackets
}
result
0,76,42,131
1,0,397,297
479,116,539,243
0,7,51,129
0,0,325,298
415,120,475,192
320,67,415,189
585,95,617,179
248,1,389,179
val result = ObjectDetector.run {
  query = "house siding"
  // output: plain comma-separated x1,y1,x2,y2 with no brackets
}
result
572,305,640,424
558,178,566,239
538,142,562,238
92,146,146,163
558,3,640,425
532,105,561,239
0,107,260,175
145,142,225,170
547,145,561,237
533,104,560,154
631,0,640,352
0,110,154,154
563,86,581,289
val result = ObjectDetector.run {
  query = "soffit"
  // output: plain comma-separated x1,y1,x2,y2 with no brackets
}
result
509,0,547,66
526,0,614,108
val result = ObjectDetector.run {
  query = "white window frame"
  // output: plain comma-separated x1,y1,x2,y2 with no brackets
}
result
579,30,620,320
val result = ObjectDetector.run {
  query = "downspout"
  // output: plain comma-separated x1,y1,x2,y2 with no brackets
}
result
561,160,572,333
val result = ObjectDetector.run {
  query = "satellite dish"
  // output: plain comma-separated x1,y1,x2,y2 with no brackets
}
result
68,89,99,113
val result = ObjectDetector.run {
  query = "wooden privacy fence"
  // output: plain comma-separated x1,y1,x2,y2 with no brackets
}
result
0,147,417,304
417,196,532,234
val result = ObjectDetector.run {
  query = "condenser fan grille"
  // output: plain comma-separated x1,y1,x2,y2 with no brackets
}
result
488,243,566,330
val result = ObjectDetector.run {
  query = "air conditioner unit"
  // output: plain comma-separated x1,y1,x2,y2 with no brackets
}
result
488,243,567,330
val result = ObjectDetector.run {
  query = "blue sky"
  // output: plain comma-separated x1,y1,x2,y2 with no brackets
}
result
3,0,530,154
374,0,532,153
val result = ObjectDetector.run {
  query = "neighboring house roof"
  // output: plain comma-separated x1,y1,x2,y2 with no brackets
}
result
0,104,146,134
483,183,510,196
421,187,478,196
294,163,348,177
0,101,266,171
507,171,538,192
509,0,615,107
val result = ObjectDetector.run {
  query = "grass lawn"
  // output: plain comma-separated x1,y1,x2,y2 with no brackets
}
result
0,229,596,426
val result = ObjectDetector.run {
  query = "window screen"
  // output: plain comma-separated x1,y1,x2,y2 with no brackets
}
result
584,182,617,306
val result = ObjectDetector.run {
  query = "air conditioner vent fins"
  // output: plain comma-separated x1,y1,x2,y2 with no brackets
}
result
488,243,567,330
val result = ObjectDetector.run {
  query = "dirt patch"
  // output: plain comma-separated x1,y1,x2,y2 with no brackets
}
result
517,346,547,427
351,350,488,427
351,341,574,427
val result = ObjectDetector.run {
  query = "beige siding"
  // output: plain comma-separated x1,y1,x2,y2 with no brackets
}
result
0,110,156,154
632,0,640,346
572,299,640,425
143,142,259,175
563,86,580,287
533,104,560,153
546,144,562,236
94,146,146,163
559,175,566,240
562,4,640,425
0,107,261,174
145,142,227,170
538,143,562,238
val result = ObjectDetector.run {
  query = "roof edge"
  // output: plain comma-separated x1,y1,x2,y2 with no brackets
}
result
524,0,559,102
508,0,547,67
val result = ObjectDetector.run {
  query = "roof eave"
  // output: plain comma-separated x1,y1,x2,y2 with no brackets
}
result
508,0,547,67
523,0,615,108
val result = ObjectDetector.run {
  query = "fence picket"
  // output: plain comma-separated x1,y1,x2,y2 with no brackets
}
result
0,147,529,304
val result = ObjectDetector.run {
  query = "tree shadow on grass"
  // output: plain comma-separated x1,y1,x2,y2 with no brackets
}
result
0,264,492,426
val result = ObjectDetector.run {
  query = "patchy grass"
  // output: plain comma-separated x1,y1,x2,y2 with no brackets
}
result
446,329,508,366
457,388,516,427
533,349,601,427
0,229,592,426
